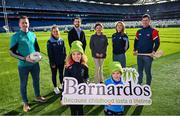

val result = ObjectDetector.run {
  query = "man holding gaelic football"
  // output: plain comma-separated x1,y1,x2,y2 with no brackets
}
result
9,16,46,112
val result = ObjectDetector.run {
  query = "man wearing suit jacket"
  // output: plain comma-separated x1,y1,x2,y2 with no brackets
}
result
68,17,86,51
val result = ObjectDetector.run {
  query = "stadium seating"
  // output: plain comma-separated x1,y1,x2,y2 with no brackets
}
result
1,0,179,14
0,0,180,32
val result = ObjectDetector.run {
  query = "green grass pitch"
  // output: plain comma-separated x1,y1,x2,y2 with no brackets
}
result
0,28,180,115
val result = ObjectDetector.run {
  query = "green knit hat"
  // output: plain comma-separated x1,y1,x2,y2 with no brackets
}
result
110,62,123,74
70,40,84,54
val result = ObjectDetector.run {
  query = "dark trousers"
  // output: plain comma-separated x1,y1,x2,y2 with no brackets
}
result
50,63,64,87
104,109,123,116
18,63,40,103
137,55,153,85
70,105,84,115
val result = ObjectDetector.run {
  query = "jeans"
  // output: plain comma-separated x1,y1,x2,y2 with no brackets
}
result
137,55,153,85
18,63,40,103
113,53,126,68
93,58,104,83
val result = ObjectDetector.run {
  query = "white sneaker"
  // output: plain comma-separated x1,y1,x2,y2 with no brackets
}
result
54,87,60,94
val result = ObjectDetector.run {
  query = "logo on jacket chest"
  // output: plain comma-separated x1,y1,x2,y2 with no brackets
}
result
113,36,123,40
52,41,63,46
57,41,63,45
81,69,85,77
119,37,122,40
146,34,150,37
53,44,57,46
139,33,151,38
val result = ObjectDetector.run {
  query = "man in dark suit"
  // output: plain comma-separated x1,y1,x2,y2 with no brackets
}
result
68,17,86,51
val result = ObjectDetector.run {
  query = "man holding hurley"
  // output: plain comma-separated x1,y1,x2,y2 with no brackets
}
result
134,14,160,85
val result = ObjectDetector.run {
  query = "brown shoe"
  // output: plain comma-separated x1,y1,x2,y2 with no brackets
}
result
23,103,31,112
35,96,47,103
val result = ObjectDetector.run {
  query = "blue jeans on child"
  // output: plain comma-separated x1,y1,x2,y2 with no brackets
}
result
18,63,40,103
113,53,126,68
137,55,153,85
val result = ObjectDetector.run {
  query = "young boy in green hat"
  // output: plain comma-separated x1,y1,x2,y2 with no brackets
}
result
104,62,124,115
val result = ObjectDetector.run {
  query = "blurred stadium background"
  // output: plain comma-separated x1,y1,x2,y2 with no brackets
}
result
0,0,180,115
0,0,180,32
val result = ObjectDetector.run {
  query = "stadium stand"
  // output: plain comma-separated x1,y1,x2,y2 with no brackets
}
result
0,0,180,32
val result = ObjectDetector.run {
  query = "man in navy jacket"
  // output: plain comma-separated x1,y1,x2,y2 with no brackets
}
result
134,14,160,85
68,17,86,51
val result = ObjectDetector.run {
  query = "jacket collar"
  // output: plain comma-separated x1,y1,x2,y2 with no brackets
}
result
49,36,62,42
142,25,151,29
111,77,123,84
74,27,82,31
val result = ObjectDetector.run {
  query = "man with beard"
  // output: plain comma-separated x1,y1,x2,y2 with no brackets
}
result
68,17,86,51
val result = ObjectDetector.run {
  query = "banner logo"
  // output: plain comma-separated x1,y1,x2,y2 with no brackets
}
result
62,68,152,105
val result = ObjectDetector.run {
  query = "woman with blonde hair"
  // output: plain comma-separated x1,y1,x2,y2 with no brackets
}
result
47,25,66,94
112,21,129,67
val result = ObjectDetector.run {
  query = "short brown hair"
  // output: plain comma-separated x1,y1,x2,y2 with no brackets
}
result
19,16,28,20
94,22,103,29
142,14,151,20
74,17,81,21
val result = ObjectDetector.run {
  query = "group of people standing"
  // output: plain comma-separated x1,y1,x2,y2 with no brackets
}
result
9,14,160,114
